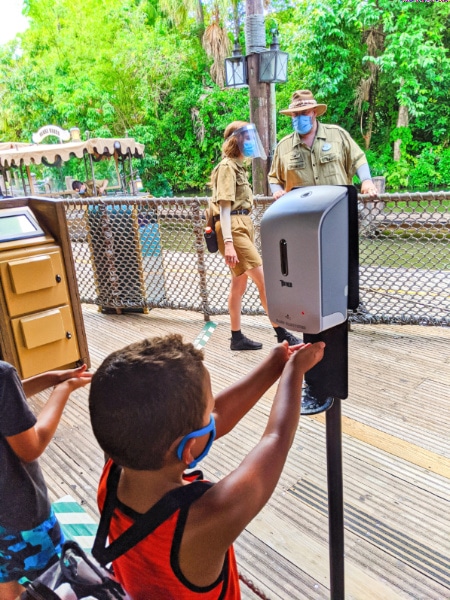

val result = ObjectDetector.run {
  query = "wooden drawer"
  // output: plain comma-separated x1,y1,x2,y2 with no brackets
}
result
1,248,70,317
11,305,80,378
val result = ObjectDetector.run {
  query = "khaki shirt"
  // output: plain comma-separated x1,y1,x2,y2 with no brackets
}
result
268,123,368,192
85,179,108,197
210,157,253,216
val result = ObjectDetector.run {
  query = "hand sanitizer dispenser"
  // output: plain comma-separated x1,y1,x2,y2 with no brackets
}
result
261,185,353,335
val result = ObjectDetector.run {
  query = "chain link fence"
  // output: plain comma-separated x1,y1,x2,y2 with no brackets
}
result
64,191,450,327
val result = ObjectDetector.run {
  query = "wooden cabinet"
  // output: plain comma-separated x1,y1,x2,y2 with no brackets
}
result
0,201,89,378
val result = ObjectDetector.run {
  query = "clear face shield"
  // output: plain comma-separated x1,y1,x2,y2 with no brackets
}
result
231,124,267,160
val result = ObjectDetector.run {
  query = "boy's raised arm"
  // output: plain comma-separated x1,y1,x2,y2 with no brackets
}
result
212,342,296,438
187,342,325,574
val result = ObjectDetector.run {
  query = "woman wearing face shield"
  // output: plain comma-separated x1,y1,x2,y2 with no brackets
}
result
209,121,301,351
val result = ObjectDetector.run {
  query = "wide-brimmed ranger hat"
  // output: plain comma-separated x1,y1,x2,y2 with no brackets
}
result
280,90,327,117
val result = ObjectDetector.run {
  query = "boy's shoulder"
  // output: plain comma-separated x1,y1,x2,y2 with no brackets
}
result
0,361,31,420
97,460,212,515
94,461,213,564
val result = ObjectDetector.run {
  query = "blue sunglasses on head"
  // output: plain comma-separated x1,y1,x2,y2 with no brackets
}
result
176,415,216,469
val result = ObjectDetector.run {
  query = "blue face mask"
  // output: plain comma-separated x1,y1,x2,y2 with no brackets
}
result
293,115,313,135
176,415,216,469
243,140,256,157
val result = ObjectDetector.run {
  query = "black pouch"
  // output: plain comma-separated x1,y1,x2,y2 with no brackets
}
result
204,228,218,253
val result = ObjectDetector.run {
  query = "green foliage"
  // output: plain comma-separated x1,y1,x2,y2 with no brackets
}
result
408,145,450,191
408,145,439,191
365,146,393,179
126,124,171,196
279,0,450,190
385,156,411,191
0,0,449,193
148,82,249,193
438,149,450,189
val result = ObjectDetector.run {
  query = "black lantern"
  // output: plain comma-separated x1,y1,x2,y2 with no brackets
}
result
225,41,248,88
258,30,289,84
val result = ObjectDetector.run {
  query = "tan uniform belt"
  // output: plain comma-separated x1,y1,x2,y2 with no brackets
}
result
213,209,250,223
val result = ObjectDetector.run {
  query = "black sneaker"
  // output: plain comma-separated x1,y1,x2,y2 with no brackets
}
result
276,330,302,346
230,336,263,351
301,383,334,415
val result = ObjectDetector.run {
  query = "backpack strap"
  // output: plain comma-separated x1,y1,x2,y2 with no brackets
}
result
60,540,125,600
22,582,61,600
92,463,212,566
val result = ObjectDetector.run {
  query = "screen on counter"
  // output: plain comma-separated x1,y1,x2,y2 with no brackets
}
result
0,210,45,242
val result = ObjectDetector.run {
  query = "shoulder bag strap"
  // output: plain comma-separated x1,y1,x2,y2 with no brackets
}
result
92,463,212,566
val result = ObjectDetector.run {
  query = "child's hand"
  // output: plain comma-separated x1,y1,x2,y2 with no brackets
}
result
21,365,92,399
55,367,93,393
55,364,91,385
289,341,325,374
268,339,315,368
267,340,293,369
266,340,311,379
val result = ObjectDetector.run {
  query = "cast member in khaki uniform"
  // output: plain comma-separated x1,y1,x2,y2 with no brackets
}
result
211,121,301,351
72,179,108,197
211,157,260,276
269,90,378,415
269,90,378,199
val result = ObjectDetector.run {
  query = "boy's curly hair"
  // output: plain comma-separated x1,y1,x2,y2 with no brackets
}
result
89,334,207,470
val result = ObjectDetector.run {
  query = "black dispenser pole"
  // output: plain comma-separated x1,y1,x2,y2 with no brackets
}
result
302,186,359,599
304,319,348,599
326,397,345,599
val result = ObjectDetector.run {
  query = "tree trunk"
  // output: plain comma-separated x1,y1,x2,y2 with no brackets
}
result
393,104,409,162
362,74,378,149
196,0,205,29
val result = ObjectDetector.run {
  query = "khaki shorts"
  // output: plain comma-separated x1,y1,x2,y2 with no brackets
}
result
215,215,262,277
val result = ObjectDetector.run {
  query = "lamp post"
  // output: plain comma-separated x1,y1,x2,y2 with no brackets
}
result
258,30,289,84
224,15,289,194
224,42,247,89
224,29,292,89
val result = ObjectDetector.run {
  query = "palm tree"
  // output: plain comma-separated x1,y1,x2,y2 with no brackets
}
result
157,0,241,87
157,0,205,28
202,4,231,88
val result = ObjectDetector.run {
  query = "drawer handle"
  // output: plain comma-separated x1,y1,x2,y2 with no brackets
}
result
66,331,72,339
55,274,62,283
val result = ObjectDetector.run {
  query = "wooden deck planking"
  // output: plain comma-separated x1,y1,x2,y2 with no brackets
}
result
32,305,449,599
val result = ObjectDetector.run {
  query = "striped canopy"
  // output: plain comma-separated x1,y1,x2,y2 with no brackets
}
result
0,138,145,168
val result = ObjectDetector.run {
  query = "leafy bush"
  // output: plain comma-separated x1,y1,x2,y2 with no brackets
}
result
408,145,439,191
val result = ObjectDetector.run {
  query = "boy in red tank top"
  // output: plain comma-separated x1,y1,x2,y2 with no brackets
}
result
89,334,324,599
